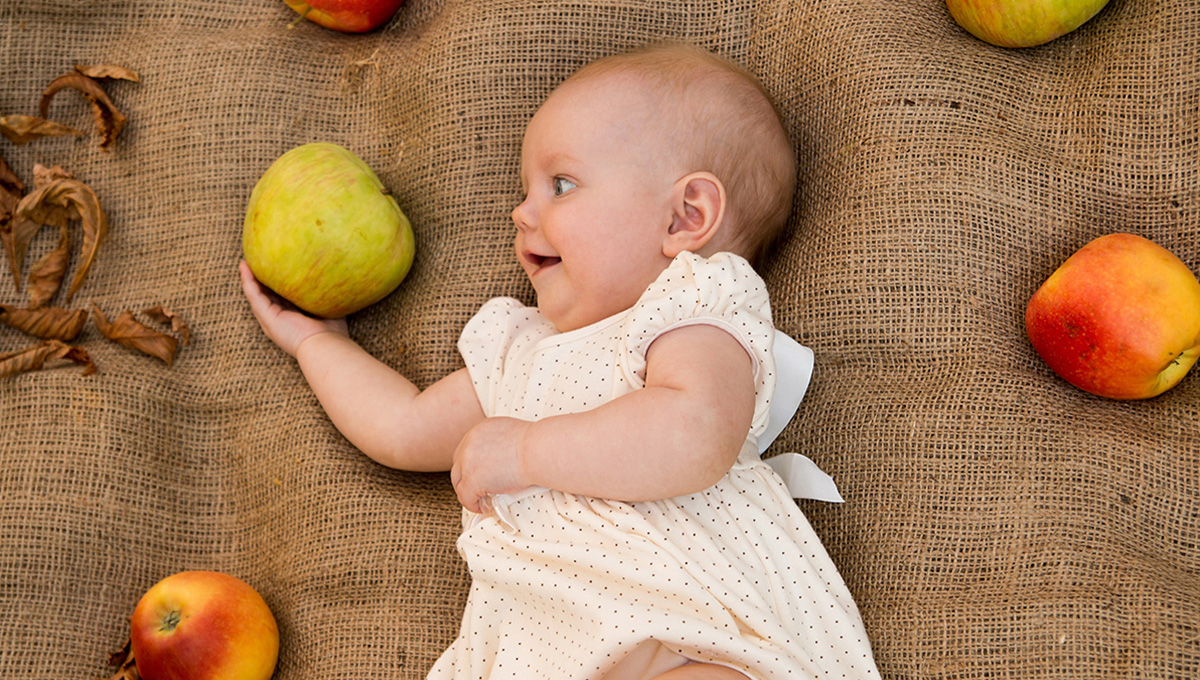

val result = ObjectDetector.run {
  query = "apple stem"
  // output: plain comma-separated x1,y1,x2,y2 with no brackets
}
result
160,610,182,632
287,4,312,30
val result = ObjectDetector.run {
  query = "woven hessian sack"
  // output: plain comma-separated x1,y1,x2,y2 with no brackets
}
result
1,0,1196,678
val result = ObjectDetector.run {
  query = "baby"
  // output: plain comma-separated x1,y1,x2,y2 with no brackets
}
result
241,44,878,680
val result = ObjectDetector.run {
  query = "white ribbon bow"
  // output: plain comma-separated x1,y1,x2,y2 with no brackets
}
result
760,331,844,503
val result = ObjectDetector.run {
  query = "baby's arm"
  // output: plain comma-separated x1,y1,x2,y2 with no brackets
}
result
240,261,484,472
452,323,755,511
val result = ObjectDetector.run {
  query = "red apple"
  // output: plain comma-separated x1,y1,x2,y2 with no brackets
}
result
284,0,404,33
946,0,1110,48
130,571,279,680
1026,233,1200,400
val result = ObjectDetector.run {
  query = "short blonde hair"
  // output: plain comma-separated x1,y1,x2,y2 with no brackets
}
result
566,44,797,266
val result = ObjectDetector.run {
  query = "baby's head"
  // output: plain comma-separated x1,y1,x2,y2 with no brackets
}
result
564,44,798,265
513,44,796,331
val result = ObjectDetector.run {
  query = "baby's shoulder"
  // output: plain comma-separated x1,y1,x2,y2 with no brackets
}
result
632,251,772,326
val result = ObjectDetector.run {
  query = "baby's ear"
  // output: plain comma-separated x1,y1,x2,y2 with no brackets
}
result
664,172,726,258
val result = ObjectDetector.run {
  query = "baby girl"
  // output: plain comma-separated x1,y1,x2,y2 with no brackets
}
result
241,43,878,680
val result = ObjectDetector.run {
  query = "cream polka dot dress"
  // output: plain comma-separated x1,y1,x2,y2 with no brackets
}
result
430,252,878,680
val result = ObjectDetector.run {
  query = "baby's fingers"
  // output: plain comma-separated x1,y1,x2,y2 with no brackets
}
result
239,262,287,330
239,261,313,355
450,461,486,514
240,261,283,312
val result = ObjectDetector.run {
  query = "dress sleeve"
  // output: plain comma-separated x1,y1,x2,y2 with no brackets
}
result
456,297,535,417
620,251,777,435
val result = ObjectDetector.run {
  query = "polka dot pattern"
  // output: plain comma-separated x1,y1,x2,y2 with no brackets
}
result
439,252,879,679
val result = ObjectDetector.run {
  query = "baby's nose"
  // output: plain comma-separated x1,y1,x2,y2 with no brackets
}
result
512,198,535,231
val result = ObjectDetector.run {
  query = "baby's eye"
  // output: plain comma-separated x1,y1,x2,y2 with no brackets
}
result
553,177,577,196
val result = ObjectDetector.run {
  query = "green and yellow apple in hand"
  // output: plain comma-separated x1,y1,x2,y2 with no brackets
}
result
946,0,1110,47
1026,233,1200,400
285,0,405,33
243,142,415,319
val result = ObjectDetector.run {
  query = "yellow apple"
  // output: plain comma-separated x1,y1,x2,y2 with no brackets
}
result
1025,233,1200,399
130,571,279,680
946,0,1110,48
243,142,415,319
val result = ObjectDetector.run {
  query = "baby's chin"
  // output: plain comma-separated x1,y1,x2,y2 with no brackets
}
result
539,309,583,333
534,297,597,333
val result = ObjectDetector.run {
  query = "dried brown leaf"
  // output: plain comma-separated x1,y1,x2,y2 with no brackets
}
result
15,165,107,301
0,153,26,287
18,166,79,229
27,225,69,308
0,303,87,340
0,154,22,193
0,114,84,145
7,165,71,290
32,163,74,191
39,71,127,151
143,304,191,345
0,339,95,378
3,220,45,293
100,638,140,680
92,303,178,365
75,64,142,83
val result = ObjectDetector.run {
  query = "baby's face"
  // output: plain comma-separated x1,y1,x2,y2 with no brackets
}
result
512,76,679,332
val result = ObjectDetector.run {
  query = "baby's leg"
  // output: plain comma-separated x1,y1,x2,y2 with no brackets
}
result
650,663,750,680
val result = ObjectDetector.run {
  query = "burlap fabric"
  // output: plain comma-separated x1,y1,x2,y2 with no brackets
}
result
1,0,1196,678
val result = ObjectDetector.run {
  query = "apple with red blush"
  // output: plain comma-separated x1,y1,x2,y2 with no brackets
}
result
1025,233,1200,400
284,0,404,33
946,0,1110,48
122,570,279,680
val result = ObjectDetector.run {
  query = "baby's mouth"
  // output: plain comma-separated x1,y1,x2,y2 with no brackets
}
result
526,252,562,271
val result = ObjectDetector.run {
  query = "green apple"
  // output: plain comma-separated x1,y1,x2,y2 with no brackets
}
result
243,142,414,318
946,0,1110,48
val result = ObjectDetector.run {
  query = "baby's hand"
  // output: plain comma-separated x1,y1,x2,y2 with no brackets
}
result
239,260,348,356
451,416,532,514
